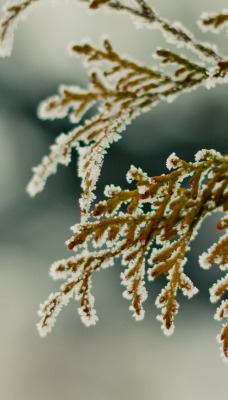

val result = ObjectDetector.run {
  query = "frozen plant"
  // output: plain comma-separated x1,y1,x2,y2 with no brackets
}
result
0,0,228,360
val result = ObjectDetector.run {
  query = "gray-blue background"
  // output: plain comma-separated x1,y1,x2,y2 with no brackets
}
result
0,1,228,399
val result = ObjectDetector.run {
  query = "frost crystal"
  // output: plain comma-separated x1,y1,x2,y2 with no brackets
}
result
37,151,227,362
166,153,181,170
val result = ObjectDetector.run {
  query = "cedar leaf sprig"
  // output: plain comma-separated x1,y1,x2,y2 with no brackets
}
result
27,36,210,219
37,150,228,360
26,35,223,220
1,1,228,220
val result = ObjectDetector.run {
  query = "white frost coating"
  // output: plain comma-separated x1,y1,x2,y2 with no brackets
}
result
148,245,180,276
28,73,137,199
50,253,87,280
78,303,99,327
126,165,137,183
206,200,216,210
27,111,113,197
121,254,148,321
137,184,147,196
155,19,218,64
155,260,197,335
123,4,218,63
205,69,217,90
26,132,72,196
101,256,115,269
77,130,121,222
166,152,181,170
70,222,83,234
156,313,175,336
38,84,96,124
215,300,228,321
216,329,228,363
162,20,193,48
74,272,99,327
199,232,228,271
180,272,199,299
78,294,99,327
210,275,228,303
0,0,41,58
77,110,135,221
198,251,211,269
37,288,73,337
195,148,222,162
198,10,228,34
50,257,76,280
205,71,228,90
104,184,122,197
126,165,148,183
41,251,114,330
38,95,65,120
92,227,109,248
155,286,168,309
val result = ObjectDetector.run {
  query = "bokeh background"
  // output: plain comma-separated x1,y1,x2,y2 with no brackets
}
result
0,1,228,399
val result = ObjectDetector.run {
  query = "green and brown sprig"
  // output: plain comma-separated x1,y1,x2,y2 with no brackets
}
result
37,150,228,359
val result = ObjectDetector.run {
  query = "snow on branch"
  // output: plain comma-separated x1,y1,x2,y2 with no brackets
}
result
200,214,228,361
0,0,227,64
38,150,228,359
86,0,222,63
27,37,226,220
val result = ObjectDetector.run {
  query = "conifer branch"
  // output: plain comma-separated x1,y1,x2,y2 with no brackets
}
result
200,214,228,361
26,38,225,220
86,0,223,63
38,150,228,360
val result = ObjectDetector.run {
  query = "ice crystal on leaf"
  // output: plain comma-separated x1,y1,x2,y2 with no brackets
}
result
1,0,228,361
38,151,228,359
25,34,227,219
1,0,227,220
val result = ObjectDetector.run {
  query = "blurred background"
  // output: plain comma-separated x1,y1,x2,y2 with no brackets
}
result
0,0,228,399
